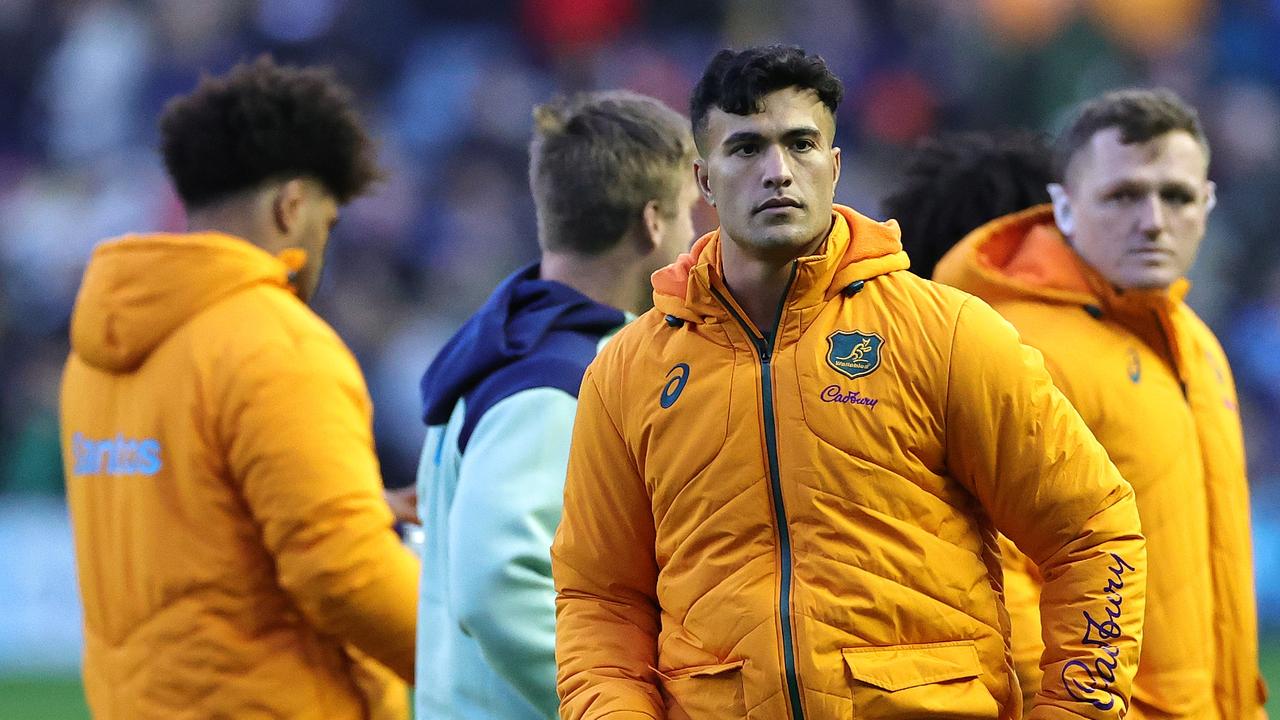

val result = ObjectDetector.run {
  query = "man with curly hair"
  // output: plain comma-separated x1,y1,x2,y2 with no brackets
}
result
61,56,417,720
882,131,1054,279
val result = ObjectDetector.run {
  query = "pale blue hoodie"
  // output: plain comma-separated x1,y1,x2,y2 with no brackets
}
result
415,263,626,719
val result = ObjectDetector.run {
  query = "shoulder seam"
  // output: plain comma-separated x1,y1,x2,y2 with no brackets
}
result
942,297,972,459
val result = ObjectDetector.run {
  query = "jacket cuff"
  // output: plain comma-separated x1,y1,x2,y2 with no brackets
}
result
1025,704,1104,720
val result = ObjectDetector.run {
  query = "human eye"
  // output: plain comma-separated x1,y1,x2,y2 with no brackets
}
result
1106,187,1142,204
1161,187,1195,205
732,143,758,157
791,138,816,152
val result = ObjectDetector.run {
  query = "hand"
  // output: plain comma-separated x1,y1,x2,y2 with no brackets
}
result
384,486,420,525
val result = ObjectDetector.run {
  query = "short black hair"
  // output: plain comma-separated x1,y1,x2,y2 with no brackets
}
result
882,131,1053,279
530,91,694,255
689,45,843,152
1055,88,1208,182
159,55,379,209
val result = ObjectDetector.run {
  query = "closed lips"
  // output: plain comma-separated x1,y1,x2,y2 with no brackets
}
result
756,197,802,212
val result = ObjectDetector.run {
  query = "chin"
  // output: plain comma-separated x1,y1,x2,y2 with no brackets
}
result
1119,270,1178,291
747,224,820,250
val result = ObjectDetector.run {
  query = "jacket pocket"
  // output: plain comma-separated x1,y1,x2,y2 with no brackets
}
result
654,660,746,720
843,641,997,719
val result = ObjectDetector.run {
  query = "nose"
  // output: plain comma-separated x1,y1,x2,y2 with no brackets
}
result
1136,193,1165,239
760,144,793,190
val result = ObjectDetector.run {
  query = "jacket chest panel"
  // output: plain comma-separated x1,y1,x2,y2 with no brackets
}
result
1082,335,1203,499
631,331,766,539
777,308,974,531
1182,343,1246,480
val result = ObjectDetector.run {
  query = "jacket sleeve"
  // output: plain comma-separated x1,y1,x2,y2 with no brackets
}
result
221,333,419,683
997,533,1046,711
551,367,663,720
446,388,580,719
944,298,1146,720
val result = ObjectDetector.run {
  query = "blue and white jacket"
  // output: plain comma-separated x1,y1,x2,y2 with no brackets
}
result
415,263,627,720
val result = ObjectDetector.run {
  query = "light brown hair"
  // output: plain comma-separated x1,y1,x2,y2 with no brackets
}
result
529,91,694,255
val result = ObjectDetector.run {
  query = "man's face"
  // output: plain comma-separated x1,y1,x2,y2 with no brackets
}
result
1052,128,1214,291
629,173,701,313
652,173,701,267
289,185,340,301
696,87,841,258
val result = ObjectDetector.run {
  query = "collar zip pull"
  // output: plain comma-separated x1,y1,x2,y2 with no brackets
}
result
841,279,866,297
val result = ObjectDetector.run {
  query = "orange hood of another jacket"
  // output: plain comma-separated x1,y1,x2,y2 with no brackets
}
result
650,204,910,325
70,232,303,373
933,204,1189,316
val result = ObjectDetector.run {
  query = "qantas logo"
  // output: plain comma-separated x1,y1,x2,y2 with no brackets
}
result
71,433,163,476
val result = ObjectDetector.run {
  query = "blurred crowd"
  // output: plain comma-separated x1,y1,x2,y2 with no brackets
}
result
2,0,1279,547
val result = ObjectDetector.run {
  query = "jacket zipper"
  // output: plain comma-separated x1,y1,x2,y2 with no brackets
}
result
1150,308,1190,400
710,264,805,720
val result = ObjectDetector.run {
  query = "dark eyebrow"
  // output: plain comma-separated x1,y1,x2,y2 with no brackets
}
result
1159,179,1198,193
1101,178,1197,196
721,126,823,149
781,126,822,141
722,130,765,148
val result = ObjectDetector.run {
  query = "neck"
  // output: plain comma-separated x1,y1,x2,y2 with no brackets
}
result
185,193,280,253
540,247,650,315
720,228,828,336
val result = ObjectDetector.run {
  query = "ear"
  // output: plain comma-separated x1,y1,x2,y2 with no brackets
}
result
831,145,842,197
638,199,662,254
272,179,308,238
1205,180,1217,214
1047,183,1075,238
694,158,715,207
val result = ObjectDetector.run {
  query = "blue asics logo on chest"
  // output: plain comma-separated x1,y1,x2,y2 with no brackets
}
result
1126,348,1142,384
660,363,690,409
72,433,163,476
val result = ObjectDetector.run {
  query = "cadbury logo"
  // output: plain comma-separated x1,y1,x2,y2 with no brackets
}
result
1060,553,1137,711
820,384,878,409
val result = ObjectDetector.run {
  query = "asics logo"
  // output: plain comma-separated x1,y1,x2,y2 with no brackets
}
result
72,433,163,476
1126,348,1141,384
660,363,690,409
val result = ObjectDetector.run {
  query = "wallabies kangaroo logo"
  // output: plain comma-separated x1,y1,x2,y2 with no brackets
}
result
826,331,885,380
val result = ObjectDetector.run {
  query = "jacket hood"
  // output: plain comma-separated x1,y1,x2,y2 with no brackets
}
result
69,233,301,373
933,204,1188,310
420,263,626,425
650,204,910,323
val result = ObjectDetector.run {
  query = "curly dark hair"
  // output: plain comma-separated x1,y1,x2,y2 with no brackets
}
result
159,55,379,209
882,131,1053,279
689,45,843,152
1055,88,1208,182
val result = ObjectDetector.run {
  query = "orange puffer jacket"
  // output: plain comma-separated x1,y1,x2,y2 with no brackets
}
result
552,206,1147,720
935,205,1267,719
62,233,418,720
